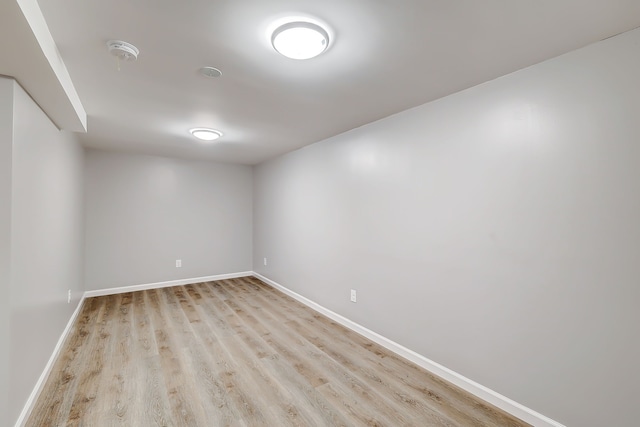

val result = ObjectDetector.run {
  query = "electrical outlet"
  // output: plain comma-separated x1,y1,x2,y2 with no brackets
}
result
263,257,267,266
67,290,71,304
176,259,182,268
350,289,357,303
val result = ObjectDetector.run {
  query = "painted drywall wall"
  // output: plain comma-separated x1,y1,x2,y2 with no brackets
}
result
253,28,640,427
0,77,14,427
9,80,85,423
84,149,253,291
0,77,85,424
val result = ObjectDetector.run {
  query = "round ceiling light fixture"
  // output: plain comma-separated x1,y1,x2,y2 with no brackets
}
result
271,21,329,60
190,128,223,141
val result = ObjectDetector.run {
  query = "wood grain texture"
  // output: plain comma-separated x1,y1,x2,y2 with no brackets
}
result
26,277,531,426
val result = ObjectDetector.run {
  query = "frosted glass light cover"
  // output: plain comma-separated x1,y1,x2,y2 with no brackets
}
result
190,128,222,141
272,22,329,60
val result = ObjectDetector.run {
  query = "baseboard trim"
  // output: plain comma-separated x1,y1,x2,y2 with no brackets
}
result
83,271,254,298
252,272,565,427
14,294,87,427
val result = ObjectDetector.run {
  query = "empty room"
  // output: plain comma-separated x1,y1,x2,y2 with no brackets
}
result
1,1,639,426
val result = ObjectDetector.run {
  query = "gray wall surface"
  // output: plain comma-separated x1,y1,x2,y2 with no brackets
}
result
84,150,253,291
2,78,85,425
0,77,14,427
253,29,640,427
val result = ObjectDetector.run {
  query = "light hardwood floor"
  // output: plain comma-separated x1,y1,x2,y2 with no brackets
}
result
26,277,530,426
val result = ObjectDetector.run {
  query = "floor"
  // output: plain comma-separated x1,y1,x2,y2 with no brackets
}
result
26,276,530,426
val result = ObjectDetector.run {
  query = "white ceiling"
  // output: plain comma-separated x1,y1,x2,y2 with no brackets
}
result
30,1,640,164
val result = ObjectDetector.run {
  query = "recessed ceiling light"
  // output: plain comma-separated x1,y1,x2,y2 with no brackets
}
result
271,21,329,60
190,128,223,141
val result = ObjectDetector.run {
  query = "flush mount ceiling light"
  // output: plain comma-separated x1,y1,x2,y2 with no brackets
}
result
190,128,223,141
271,21,329,60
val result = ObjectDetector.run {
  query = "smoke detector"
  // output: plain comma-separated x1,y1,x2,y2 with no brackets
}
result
107,40,139,61
199,67,222,78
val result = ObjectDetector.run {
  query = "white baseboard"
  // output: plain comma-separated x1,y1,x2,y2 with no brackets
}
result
14,294,87,427
252,272,565,427
83,271,253,298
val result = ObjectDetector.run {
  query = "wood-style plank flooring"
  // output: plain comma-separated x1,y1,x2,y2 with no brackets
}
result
27,277,530,426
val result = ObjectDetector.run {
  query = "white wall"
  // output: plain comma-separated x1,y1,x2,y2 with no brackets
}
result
84,149,253,290
0,77,85,425
0,77,14,427
253,28,640,427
